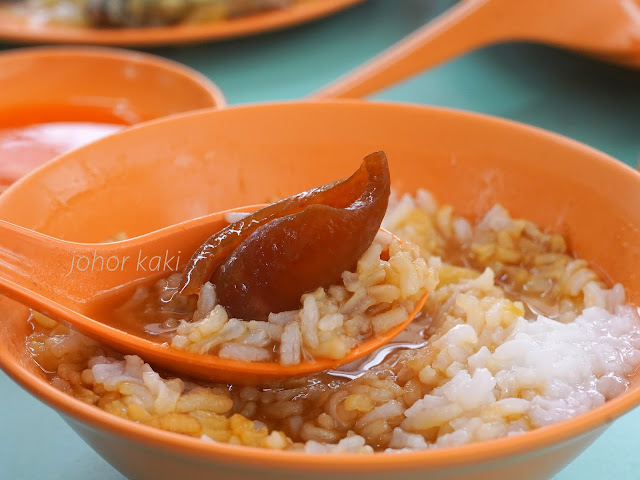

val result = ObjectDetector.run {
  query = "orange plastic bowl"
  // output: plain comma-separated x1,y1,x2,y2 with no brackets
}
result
0,46,225,121
1,102,639,480
0,46,225,189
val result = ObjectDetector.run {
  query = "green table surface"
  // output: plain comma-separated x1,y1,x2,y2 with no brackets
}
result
1,1,640,478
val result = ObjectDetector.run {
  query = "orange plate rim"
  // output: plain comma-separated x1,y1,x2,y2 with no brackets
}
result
0,0,366,46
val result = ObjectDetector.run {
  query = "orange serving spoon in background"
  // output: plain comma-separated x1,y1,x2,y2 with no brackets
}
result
313,0,640,99
0,206,426,385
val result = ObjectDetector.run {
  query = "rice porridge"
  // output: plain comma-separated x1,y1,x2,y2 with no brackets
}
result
26,188,640,453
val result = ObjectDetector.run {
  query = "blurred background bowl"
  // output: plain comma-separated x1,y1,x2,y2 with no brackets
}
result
0,46,225,190
0,46,225,125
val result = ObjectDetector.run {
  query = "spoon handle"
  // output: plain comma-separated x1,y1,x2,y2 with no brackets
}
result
0,209,242,313
0,219,81,308
0,219,157,309
311,0,640,100
310,0,515,99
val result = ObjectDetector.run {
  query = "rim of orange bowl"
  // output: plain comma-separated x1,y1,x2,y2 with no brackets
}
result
1,100,640,472
0,45,227,110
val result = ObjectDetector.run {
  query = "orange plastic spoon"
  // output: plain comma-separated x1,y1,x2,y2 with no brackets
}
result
313,0,640,99
0,207,426,385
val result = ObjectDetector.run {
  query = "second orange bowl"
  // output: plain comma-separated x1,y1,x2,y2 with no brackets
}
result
0,46,225,190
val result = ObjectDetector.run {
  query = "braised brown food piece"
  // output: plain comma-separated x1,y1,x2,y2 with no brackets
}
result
180,151,391,320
